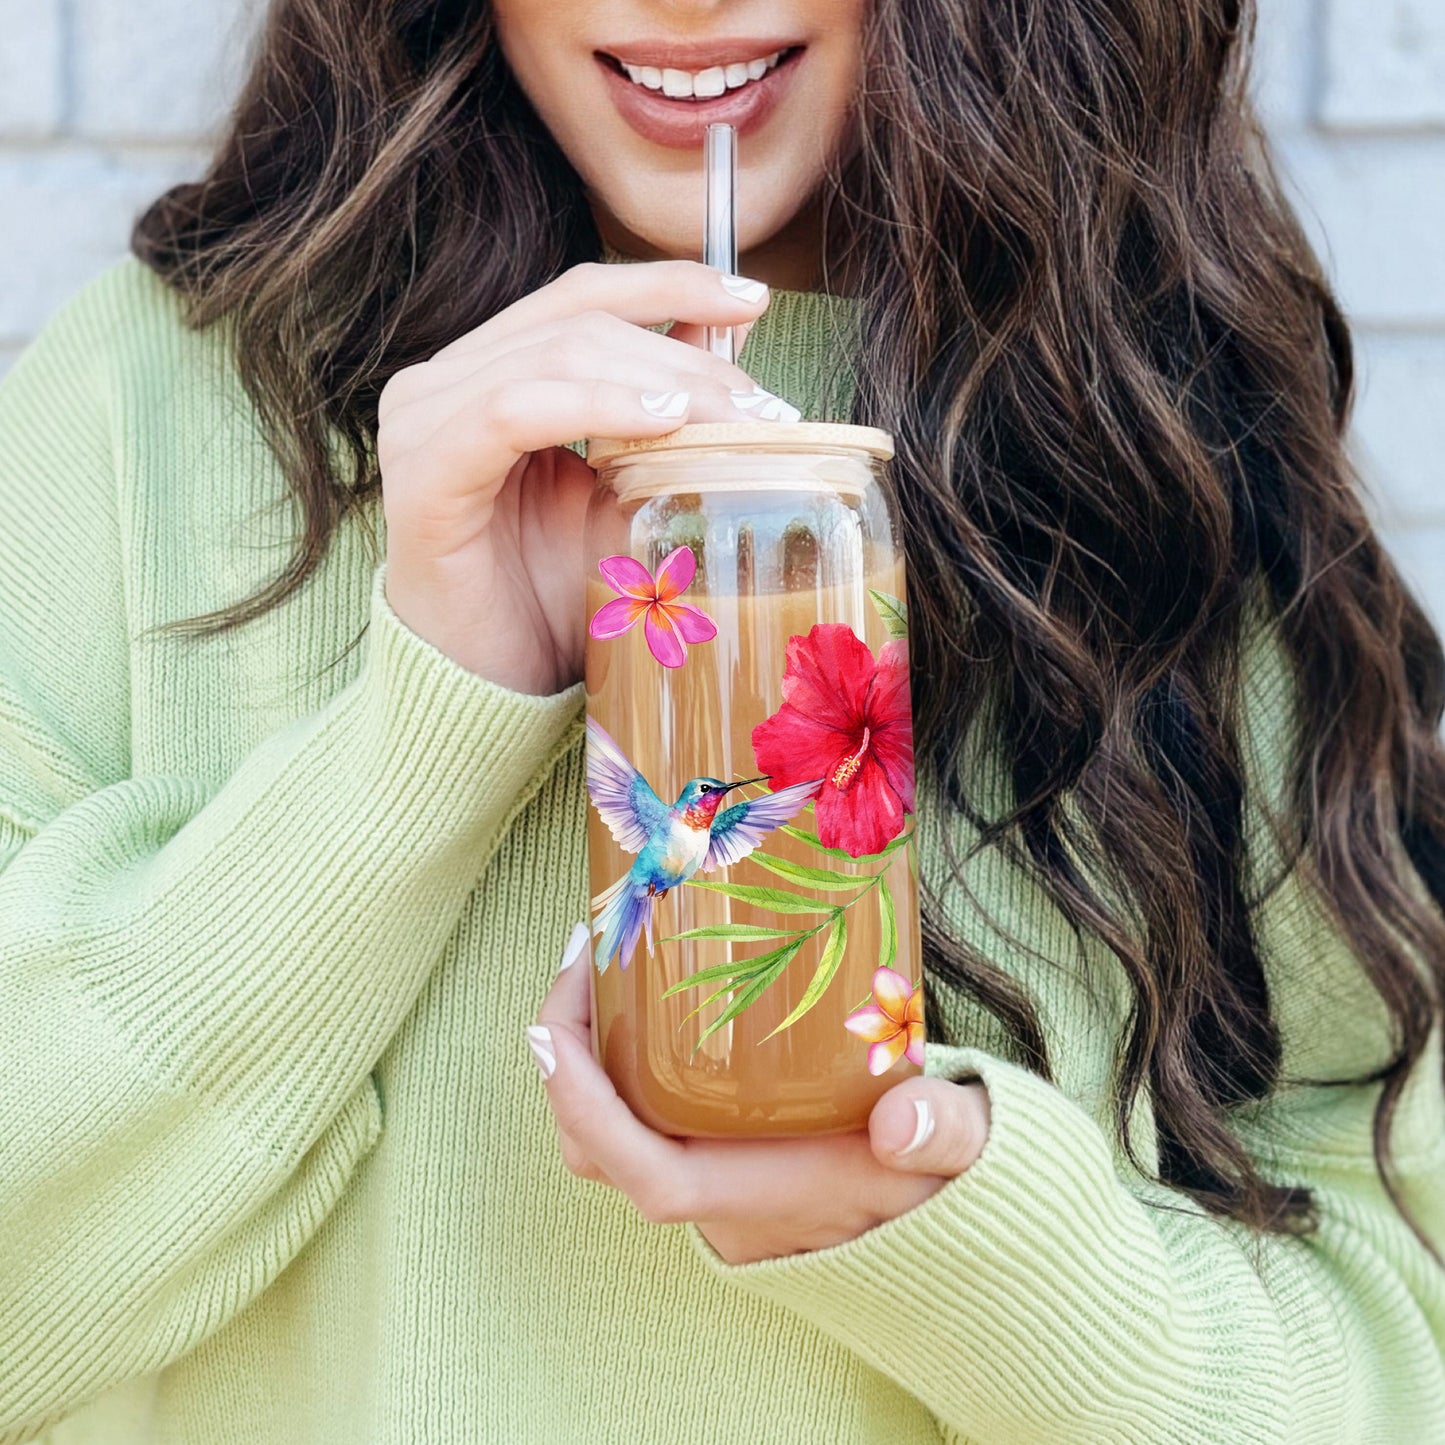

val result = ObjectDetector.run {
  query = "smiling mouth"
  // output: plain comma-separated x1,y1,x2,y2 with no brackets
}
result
596,46,804,102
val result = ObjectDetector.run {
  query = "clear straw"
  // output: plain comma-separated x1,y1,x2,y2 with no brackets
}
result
704,123,738,365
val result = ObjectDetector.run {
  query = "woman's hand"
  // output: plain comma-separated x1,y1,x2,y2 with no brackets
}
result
527,925,992,1266
377,261,782,697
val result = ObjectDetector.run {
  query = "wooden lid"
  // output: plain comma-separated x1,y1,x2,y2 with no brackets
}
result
586,421,894,468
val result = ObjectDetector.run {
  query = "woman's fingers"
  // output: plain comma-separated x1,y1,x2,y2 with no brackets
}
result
868,1079,992,1178
665,317,758,357
556,1129,615,1186
533,961,695,1224
431,260,770,362
531,946,923,1228
529,957,944,1239
378,309,774,456
383,377,724,497
385,343,796,491
531,927,615,1189
378,261,796,527
449,331,753,418
401,311,761,408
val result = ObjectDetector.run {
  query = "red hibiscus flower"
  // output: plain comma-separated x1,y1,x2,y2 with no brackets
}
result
751,623,915,858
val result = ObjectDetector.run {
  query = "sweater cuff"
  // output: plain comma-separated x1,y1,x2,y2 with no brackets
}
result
683,1044,1239,1441
363,560,586,828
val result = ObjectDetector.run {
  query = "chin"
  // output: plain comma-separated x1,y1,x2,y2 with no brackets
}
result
602,179,813,266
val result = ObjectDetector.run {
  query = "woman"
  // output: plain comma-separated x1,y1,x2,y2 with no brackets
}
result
0,0,1441,1439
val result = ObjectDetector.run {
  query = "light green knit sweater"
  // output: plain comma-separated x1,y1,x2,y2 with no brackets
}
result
0,256,1442,1445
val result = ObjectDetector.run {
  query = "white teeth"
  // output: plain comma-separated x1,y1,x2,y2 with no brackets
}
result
693,66,727,98
617,50,788,99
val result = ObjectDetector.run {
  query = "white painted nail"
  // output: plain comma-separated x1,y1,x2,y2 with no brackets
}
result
895,1098,935,1158
729,387,802,424
641,390,690,419
720,273,768,303
526,1024,556,1079
559,921,589,973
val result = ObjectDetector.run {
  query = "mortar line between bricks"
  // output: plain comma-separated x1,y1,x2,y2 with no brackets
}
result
1316,122,1445,141
0,139,211,159
1303,0,1327,132
56,0,77,135
1352,320,1445,338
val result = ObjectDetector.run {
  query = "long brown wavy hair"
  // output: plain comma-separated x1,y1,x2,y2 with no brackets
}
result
132,0,1445,1253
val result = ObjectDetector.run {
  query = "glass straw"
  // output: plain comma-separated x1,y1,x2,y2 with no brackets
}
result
704,123,738,365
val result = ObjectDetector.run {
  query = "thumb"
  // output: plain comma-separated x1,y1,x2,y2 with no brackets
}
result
869,1078,992,1178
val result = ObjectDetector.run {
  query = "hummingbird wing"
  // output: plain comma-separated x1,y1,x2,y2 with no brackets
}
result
702,778,823,872
585,716,669,855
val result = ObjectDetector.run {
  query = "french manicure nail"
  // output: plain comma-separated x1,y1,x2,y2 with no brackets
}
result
720,273,768,303
641,390,690,419
895,1098,935,1157
526,1024,556,1079
729,388,802,424
559,921,589,973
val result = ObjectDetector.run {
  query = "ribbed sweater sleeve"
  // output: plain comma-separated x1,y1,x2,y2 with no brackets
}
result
0,281,583,1439
687,1037,1445,1443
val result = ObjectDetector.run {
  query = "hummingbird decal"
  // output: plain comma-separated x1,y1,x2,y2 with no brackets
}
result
586,717,822,973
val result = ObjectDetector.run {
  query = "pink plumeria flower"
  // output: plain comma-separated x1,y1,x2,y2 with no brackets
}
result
844,966,925,1075
588,546,718,669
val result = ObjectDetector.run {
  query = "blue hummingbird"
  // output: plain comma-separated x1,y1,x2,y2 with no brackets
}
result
586,717,822,973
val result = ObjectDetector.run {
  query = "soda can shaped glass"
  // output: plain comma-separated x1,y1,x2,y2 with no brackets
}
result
582,422,924,1138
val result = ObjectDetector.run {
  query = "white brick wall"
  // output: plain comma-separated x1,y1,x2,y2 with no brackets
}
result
0,0,1440,623
0,0,257,372
1259,0,1445,628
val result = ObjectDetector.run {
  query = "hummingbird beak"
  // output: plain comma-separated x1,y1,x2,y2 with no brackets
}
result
722,775,768,794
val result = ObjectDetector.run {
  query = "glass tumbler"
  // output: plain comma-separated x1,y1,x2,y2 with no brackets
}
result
582,422,923,1138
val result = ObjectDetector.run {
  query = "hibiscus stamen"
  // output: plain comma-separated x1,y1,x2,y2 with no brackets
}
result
831,726,872,791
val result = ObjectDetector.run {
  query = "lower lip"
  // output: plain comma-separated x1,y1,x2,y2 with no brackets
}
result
596,51,802,149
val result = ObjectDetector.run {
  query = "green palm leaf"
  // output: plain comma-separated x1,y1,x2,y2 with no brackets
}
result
659,923,806,944
761,913,849,1040
778,823,915,865
877,873,898,972
678,978,746,1026
868,588,909,640
661,958,774,997
690,941,803,1055
777,824,864,862
685,881,836,914
748,853,870,892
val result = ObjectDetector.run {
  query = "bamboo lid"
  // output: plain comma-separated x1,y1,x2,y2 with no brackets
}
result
586,421,894,469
